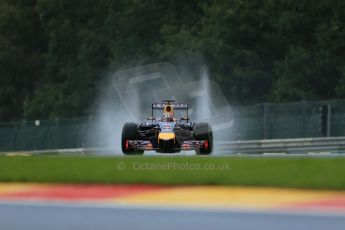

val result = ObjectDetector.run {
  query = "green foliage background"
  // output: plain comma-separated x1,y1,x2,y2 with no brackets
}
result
1,0,345,121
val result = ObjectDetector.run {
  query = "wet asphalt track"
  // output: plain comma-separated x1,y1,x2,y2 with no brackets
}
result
1,202,345,230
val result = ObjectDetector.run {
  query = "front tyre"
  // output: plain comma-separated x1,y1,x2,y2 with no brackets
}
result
194,122,213,155
121,122,144,155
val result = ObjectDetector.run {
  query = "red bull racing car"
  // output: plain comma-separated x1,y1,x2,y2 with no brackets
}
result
121,100,213,155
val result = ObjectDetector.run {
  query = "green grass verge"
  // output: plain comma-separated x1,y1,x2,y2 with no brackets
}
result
0,155,345,190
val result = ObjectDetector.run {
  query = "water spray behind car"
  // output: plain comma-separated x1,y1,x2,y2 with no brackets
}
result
88,63,233,155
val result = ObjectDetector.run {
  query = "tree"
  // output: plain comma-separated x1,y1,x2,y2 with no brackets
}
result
202,0,274,104
0,0,45,121
25,0,113,119
270,0,345,101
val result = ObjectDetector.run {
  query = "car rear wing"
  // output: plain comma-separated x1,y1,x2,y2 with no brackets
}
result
152,103,188,110
151,101,189,121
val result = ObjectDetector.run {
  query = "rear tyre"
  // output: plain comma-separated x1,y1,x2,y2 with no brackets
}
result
194,122,213,155
121,122,144,155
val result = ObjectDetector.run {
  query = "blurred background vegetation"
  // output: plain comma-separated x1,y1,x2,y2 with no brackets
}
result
1,0,345,121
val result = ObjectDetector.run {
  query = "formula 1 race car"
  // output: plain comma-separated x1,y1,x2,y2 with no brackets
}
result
121,100,213,155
